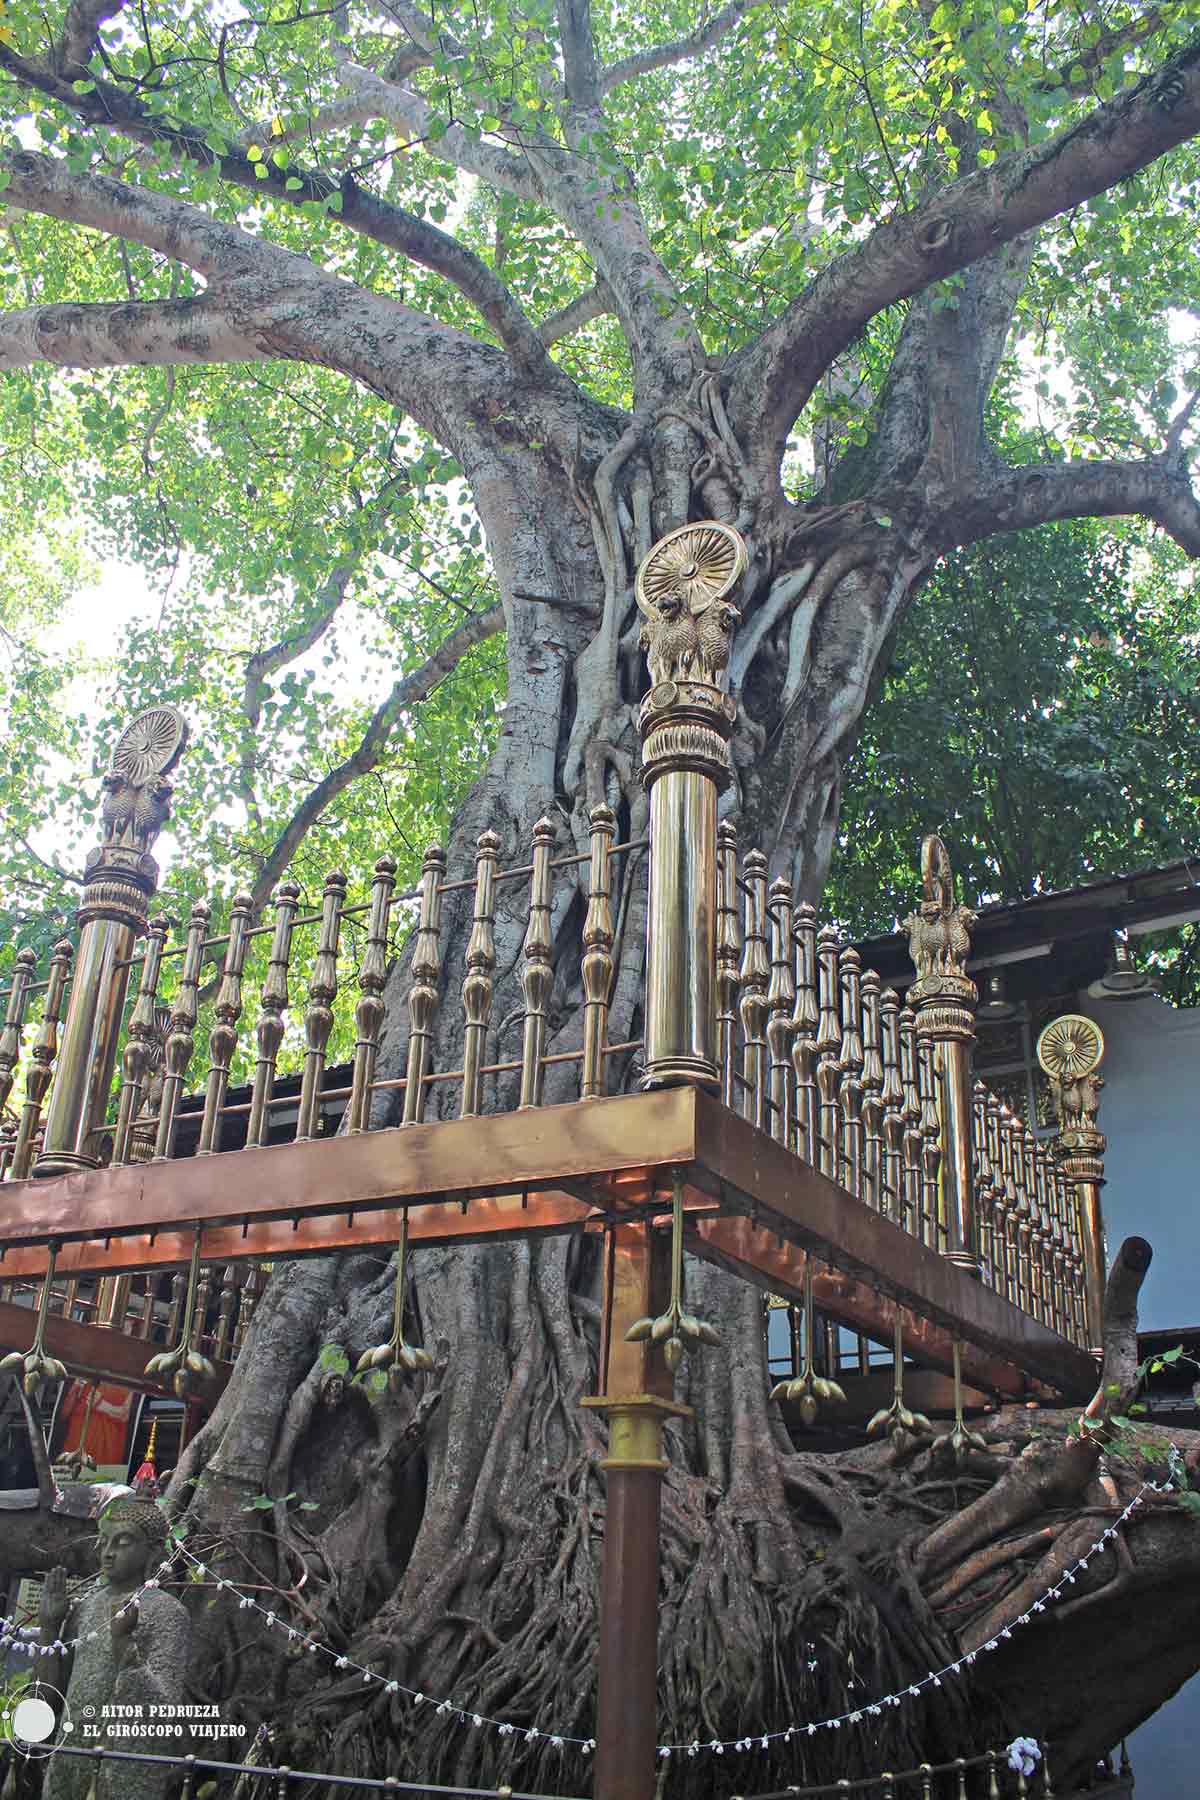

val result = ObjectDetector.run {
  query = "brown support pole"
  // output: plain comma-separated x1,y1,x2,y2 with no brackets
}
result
584,1220,687,1800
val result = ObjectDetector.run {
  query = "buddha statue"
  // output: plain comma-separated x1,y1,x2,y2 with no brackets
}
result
39,1496,190,1800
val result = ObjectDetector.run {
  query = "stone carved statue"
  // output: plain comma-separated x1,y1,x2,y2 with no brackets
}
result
634,520,747,689
903,835,977,988
40,1498,190,1800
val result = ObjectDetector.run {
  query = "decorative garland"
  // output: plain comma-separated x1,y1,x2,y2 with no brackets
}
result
172,1481,1166,1760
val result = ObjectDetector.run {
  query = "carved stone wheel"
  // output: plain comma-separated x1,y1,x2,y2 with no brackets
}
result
1036,1012,1105,1080
635,520,748,619
112,705,189,784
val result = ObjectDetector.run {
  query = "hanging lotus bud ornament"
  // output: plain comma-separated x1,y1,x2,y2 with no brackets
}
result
0,1240,68,1396
143,1229,216,1396
356,1210,434,1391
624,1169,721,1372
769,1267,844,1425
866,1313,933,1454
930,1341,990,1468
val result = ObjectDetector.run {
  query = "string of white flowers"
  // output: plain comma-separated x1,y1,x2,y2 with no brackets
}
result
174,1544,596,1755
0,1554,177,1657
658,1480,1164,1758
172,1480,1167,1761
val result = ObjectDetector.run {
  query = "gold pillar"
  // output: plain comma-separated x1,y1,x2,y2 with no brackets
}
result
35,706,188,1178
903,835,980,1276
1038,1013,1107,1356
636,521,747,1091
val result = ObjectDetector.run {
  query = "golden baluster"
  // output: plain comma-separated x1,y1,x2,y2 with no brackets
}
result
1027,1124,1054,1326
1018,1122,1043,1322
191,1262,213,1361
346,857,397,1133
716,822,742,1110
1034,1140,1063,1336
111,916,170,1168
1006,1111,1034,1315
165,1270,186,1344
814,924,842,1180
197,893,254,1156
917,1036,942,1250
919,1764,934,1800
295,872,348,1142
518,819,555,1110
1043,1743,1057,1797
153,900,211,1160
401,846,446,1127
898,1005,923,1234
460,831,501,1117
986,1749,1002,1799
738,850,769,1128
790,902,819,1164
954,1756,969,1800
983,1091,1012,1304
838,947,865,1198
233,1263,266,1356
765,876,795,1145
10,940,73,1180
860,968,884,1210
0,948,36,1118
246,880,301,1149
581,805,616,1101
878,987,904,1222
214,1266,238,1362
972,1082,998,1289
0,1120,16,1181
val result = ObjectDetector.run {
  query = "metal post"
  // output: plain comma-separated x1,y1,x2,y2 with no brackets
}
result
583,1219,686,1800
637,521,746,1091
35,706,188,1178
903,834,980,1276
1038,1014,1108,1356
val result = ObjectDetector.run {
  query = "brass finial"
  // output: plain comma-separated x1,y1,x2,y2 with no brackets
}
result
634,520,747,690
902,834,977,1005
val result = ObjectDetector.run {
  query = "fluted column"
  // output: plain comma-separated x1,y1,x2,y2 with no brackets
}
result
36,706,188,1177
638,521,746,1090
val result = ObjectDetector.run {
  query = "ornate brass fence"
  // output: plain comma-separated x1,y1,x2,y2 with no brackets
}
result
0,788,1101,1362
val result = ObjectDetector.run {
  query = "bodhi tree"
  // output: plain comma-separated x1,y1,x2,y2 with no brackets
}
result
2,0,1200,1789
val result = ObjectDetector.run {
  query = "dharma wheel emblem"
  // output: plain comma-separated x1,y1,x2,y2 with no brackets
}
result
1036,1013,1105,1080
112,706,189,787
636,520,747,618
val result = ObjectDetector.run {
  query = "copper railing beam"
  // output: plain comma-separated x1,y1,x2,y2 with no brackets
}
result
0,1090,699,1257
695,1221,1029,1399
0,1087,1096,1397
688,1091,1097,1401
0,1300,227,1402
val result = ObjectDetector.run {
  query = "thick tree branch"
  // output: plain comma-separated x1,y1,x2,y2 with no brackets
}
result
0,148,301,282
335,62,540,202
601,0,765,93
941,450,1200,557
0,48,549,372
56,0,127,74
0,294,265,371
247,603,505,909
538,279,614,345
727,33,1200,475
